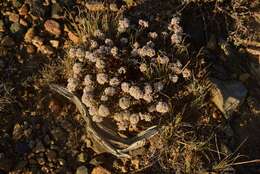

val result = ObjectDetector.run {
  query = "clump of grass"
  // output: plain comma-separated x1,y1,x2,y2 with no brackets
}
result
65,8,122,43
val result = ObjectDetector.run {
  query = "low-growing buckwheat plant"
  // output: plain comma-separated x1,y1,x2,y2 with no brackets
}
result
48,14,197,161
64,15,189,132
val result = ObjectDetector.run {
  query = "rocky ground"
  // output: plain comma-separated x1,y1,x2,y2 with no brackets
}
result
0,0,259,174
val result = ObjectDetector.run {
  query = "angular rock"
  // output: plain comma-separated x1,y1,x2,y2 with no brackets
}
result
0,20,5,32
19,3,30,16
210,78,248,118
32,36,44,48
76,166,89,174
34,141,45,153
68,31,80,44
10,23,22,33
91,166,111,174
44,19,61,36
8,12,19,23
24,28,35,43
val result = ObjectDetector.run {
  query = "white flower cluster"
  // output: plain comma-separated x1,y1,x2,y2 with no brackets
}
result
168,16,184,44
65,16,188,131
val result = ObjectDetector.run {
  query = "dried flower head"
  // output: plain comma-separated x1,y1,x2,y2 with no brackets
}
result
154,81,164,92
119,97,131,110
83,74,93,85
156,102,170,113
129,86,143,100
96,73,108,84
139,63,148,73
89,106,98,116
138,45,156,57
121,82,130,93
73,62,83,75
109,77,120,87
157,55,169,65
118,18,130,33
85,51,97,63
120,37,128,44
111,46,118,57
82,92,95,108
182,68,191,78
95,58,106,69
148,32,158,39
89,39,98,49
118,67,126,74
129,113,140,125
67,78,79,92
104,87,116,96
105,38,113,47
169,74,179,83
98,104,110,117
139,19,149,28
94,29,105,39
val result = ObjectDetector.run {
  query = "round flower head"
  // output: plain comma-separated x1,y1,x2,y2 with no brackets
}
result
122,111,131,121
68,47,77,57
139,63,148,73
98,104,110,117
139,113,152,122
82,92,95,108
96,73,108,84
85,51,97,63
83,84,95,93
121,82,130,93
129,86,143,100
144,84,153,94
138,45,156,58
129,113,140,125
104,87,116,96
113,112,123,122
94,29,105,39
109,77,120,87
169,63,182,75
148,104,156,113
117,120,129,131
90,39,98,49
111,46,118,57
156,102,170,113
92,115,103,123
119,97,131,110
73,62,83,75
67,77,79,92
182,68,191,78
83,74,93,86
89,106,98,116
143,93,153,103
168,16,181,31
171,33,182,45
120,37,128,44
95,58,106,69
133,42,140,49
105,38,113,47
118,67,127,74
146,41,155,48
148,32,158,39
131,48,138,57
75,48,85,59
169,74,178,83
100,95,108,101
154,81,164,92
118,18,130,33
138,19,149,28
157,55,169,65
